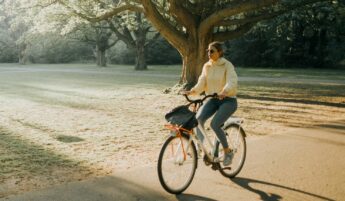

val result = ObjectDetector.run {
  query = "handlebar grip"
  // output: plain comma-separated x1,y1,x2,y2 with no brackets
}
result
184,94,192,102
204,93,218,99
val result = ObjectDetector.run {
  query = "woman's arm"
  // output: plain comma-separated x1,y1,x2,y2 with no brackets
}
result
222,61,238,96
190,64,207,94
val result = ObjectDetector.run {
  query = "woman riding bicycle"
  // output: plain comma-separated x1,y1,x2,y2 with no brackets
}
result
184,41,238,166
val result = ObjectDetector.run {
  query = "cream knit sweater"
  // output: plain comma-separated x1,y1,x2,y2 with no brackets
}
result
191,57,238,97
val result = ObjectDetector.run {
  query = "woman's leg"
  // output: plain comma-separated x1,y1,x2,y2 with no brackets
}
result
195,98,218,142
210,98,237,149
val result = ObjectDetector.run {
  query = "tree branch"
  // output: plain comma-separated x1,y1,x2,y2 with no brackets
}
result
201,0,332,38
145,32,160,47
140,0,188,54
199,0,279,37
168,0,196,37
218,0,333,27
108,20,135,48
92,4,144,22
56,0,143,23
216,12,284,27
213,23,256,42
106,38,119,49
83,34,96,43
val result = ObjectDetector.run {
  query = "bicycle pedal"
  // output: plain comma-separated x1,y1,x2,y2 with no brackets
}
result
203,155,212,166
211,163,219,171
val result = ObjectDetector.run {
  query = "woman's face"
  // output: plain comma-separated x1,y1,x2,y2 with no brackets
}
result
207,46,220,61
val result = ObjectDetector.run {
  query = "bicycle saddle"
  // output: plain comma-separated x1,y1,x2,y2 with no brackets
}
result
226,116,244,124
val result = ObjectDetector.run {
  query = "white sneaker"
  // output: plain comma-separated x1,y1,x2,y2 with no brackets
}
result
223,151,233,166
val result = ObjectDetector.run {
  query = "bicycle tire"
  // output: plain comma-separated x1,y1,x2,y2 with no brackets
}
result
218,124,246,178
157,133,197,194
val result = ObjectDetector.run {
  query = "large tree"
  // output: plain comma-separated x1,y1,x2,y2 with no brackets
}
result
139,0,335,87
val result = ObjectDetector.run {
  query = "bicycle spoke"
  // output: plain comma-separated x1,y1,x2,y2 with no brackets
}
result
218,124,246,178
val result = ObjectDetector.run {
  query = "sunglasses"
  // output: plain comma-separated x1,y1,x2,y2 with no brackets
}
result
206,49,217,54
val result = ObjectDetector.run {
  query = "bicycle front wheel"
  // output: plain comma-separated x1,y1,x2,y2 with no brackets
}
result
218,124,246,178
157,133,197,194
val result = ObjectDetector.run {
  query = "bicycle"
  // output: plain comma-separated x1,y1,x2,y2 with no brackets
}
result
157,94,247,194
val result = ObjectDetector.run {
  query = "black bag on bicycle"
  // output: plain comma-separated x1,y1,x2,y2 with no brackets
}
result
165,105,198,130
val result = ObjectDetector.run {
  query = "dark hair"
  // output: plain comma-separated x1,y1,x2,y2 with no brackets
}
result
209,41,224,57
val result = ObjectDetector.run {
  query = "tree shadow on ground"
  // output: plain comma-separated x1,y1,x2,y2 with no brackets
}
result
3,176,172,201
284,119,345,147
311,119,345,135
238,94,345,108
55,135,84,143
231,177,335,201
0,126,92,198
1,83,99,111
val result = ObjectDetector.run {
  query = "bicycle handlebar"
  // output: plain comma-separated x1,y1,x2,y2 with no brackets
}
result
183,93,218,105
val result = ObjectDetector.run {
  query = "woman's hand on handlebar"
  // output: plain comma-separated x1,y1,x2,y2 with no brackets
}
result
218,90,227,100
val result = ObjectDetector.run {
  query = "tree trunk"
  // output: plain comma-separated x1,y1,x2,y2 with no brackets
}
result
316,28,327,67
18,43,27,65
96,45,107,67
135,45,147,70
180,52,201,88
179,37,212,89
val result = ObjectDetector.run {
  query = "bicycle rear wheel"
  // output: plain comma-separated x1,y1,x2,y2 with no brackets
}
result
157,133,197,194
218,124,246,178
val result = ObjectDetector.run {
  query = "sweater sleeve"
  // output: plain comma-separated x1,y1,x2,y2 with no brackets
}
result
222,61,238,95
191,64,207,94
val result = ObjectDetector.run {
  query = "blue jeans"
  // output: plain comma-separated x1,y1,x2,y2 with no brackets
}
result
196,97,237,149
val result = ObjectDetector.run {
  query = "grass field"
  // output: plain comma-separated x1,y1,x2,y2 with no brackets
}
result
0,63,344,197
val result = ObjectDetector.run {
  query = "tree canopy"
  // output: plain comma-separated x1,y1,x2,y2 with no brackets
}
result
0,0,343,80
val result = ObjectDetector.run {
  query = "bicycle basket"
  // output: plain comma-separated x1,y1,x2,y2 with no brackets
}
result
165,105,198,130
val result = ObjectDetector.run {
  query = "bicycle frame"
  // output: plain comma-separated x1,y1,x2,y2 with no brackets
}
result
194,125,221,162
165,123,225,163
164,94,244,164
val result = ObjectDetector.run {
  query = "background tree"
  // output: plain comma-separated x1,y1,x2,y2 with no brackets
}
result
67,22,118,67
108,11,160,70
0,4,17,62
281,1,345,67
226,1,345,68
146,37,181,65
26,33,94,63
53,0,159,70
31,1,118,67
1,0,36,64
